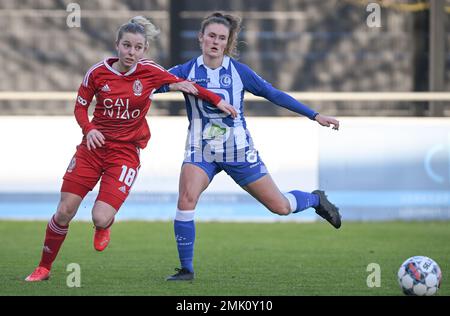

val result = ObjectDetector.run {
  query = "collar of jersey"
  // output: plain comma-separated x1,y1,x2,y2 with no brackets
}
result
103,57,138,76
197,55,230,70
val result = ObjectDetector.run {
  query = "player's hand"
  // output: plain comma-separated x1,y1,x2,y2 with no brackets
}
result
169,81,199,95
315,114,340,130
216,100,238,119
86,129,105,150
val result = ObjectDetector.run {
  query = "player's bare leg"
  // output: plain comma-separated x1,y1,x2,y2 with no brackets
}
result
26,192,82,281
55,192,83,225
92,201,117,252
242,174,292,216
177,163,210,211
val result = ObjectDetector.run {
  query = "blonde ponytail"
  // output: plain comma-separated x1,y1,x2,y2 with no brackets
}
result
129,16,160,42
117,16,160,45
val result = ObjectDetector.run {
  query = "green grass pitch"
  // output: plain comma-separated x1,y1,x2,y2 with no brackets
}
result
1,220,449,296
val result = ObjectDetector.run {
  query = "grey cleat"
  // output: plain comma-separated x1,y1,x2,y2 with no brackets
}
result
166,268,195,281
312,190,342,229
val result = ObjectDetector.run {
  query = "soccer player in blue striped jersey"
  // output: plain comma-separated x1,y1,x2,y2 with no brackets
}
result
159,12,342,281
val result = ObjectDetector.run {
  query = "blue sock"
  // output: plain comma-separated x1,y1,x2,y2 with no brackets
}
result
285,190,319,213
174,219,195,273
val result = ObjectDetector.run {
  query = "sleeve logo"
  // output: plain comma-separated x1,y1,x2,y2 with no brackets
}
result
77,96,88,106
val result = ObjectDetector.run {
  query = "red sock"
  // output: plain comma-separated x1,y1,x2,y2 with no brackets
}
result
38,215,69,270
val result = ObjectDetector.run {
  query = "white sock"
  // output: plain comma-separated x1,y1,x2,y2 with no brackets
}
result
175,209,195,221
283,193,297,214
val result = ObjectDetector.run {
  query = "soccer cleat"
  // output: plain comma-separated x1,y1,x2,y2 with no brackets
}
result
166,268,195,281
312,190,342,229
25,266,50,282
94,227,111,252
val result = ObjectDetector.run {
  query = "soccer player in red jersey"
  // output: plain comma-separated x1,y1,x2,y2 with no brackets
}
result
25,16,237,282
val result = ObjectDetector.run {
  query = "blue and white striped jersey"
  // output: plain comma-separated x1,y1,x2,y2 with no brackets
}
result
161,55,317,154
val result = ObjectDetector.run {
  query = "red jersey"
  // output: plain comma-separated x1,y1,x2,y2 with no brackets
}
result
75,57,221,149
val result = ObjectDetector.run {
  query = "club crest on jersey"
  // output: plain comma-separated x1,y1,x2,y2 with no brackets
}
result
67,157,76,173
133,79,143,96
219,74,232,88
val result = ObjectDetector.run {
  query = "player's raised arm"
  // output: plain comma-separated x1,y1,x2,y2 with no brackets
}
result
167,81,199,95
151,63,237,118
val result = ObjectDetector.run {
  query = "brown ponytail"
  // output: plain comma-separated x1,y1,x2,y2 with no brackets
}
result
200,12,242,57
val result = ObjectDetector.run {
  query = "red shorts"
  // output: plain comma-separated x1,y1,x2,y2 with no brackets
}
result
62,142,141,210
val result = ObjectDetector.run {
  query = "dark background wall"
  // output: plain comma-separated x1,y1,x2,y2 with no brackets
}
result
0,0,448,116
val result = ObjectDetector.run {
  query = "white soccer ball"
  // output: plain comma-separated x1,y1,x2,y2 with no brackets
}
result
397,256,442,296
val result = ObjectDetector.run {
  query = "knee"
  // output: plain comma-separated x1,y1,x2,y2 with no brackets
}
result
92,213,112,229
55,200,77,224
178,191,199,210
268,202,291,216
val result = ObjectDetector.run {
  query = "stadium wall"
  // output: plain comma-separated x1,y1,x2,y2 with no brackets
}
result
0,116,449,221
0,116,318,193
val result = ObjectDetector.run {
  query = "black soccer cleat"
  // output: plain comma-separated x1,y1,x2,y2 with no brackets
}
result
312,190,342,229
166,268,195,281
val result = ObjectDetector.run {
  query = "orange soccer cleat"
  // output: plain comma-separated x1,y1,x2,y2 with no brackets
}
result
94,227,111,252
25,266,50,282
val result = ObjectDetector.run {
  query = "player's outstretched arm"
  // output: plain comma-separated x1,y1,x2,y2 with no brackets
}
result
215,99,237,118
169,81,237,119
169,81,198,95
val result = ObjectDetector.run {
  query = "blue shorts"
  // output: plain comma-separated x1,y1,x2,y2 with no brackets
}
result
183,148,268,187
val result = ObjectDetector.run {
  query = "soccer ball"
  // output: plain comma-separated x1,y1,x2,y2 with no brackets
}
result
397,256,442,296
